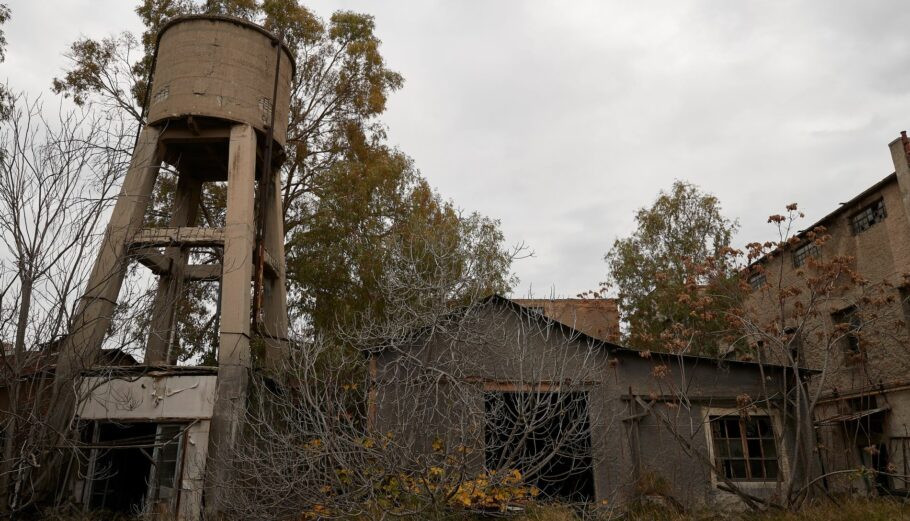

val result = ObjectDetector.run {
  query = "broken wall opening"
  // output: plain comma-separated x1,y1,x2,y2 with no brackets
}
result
83,421,185,516
484,391,594,502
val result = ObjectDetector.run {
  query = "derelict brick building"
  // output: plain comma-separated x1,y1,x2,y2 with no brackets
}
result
743,134,910,495
512,298,620,343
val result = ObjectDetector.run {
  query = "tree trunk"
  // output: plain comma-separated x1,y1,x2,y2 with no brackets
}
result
1,270,33,513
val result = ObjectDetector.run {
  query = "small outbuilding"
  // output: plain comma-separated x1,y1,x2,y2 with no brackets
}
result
370,296,813,509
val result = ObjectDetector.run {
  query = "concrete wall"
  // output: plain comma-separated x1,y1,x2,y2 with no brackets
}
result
373,300,798,509
78,372,217,521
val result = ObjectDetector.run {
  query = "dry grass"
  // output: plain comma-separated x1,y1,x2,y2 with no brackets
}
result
27,497,910,520
509,498,910,521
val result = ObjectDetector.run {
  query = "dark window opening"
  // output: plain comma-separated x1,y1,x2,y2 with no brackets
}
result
792,242,819,268
850,198,887,235
833,307,863,362
900,287,910,335
869,443,892,493
846,395,879,414
784,327,802,365
84,422,184,515
709,415,779,482
748,272,766,291
484,391,594,502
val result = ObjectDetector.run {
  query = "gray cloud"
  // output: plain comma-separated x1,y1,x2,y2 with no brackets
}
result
7,0,910,298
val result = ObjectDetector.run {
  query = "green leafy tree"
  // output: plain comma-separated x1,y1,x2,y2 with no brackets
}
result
0,4,11,120
51,0,514,352
601,180,742,355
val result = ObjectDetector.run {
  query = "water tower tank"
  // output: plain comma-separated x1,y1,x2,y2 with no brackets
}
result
148,15,295,146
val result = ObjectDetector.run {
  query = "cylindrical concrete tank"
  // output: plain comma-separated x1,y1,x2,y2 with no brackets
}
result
148,15,295,146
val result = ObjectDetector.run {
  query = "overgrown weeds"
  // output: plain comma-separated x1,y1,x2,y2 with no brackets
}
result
26,497,910,521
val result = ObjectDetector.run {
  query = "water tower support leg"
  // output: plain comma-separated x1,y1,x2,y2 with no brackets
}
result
205,123,256,513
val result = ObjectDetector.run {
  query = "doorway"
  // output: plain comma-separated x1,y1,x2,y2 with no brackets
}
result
484,391,595,502
84,422,185,516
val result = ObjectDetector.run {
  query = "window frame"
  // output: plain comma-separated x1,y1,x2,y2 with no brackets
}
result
849,198,887,235
704,408,788,488
147,423,185,505
748,272,767,291
791,241,819,268
784,327,802,365
832,306,864,362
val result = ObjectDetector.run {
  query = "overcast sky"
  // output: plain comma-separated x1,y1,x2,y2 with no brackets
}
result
5,1,910,298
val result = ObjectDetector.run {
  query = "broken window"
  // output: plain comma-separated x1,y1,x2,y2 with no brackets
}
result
784,327,802,365
850,198,886,235
833,306,863,362
900,287,910,336
791,241,819,268
484,391,594,502
149,424,184,505
709,415,779,482
84,422,185,515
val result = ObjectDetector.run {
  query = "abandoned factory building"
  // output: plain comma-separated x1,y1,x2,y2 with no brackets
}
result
744,133,910,495
371,296,810,509
11,10,910,521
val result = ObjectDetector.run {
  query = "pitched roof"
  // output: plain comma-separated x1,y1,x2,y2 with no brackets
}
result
498,295,815,374
748,172,896,269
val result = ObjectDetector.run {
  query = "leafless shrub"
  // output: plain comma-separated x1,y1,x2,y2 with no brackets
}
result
0,92,133,513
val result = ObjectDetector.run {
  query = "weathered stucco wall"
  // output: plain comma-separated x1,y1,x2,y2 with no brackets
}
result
78,373,217,521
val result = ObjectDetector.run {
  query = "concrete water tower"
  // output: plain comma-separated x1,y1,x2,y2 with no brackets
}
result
54,15,294,518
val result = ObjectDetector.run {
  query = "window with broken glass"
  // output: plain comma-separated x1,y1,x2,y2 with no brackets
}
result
709,415,779,481
83,422,185,513
833,306,863,361
850,198,886,235
791,241,819,268
149,424,184,504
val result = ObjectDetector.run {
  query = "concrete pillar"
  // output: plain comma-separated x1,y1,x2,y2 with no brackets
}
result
261,170,290,368
46,127,161,499
145,173,202,364
56,126,162,378
205,123,256,513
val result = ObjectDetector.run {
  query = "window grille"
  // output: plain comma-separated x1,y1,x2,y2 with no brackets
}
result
791,242,819,268
709,415,779,481
850,198,886,235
